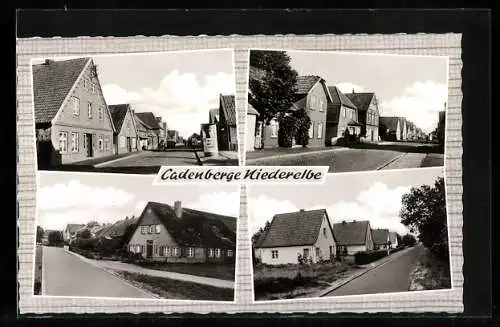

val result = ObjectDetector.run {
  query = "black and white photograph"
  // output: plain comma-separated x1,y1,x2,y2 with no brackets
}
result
249,167,451,301
33,49,239,175
246,50,447,173
34,172,239,301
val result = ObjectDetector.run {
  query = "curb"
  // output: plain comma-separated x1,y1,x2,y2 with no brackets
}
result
375,153,407,170
246,147,348,164
317,247,413,297
94,152,144,168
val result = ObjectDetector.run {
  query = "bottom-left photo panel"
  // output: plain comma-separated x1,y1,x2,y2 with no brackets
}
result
33,171,240,301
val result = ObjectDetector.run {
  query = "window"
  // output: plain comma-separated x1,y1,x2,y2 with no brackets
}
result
271,250,279,259
72,97,80,116
310,95,317,110
83,134,87,149
159,246,165,256
87,102,92,118
227,249,233,257
154,245,158,255
317,123,323,139
59,132,68,153
270,119,278,138
187,247,194,258
155,224,161,234
135,245,141,253
129,245,134,252
140,225,148,234
71,132,79,152
98,107,103,120
323,227,327,238
342,107,346,118
173,247,180,257
131,137,137,149
208,248,214,258
83,79,88,90
149,225,154,234
303,248,310,258
215,248,221,258
98,136,104,151
308,123,314,139
91,83,96,93
316,247,320,257
166,247,172,257
105,136,110,152
319,99,324,112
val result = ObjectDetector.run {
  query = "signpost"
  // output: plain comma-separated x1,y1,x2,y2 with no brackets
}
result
200,123,218,157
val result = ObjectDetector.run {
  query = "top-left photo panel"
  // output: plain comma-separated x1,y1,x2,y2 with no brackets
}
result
32,49,239,175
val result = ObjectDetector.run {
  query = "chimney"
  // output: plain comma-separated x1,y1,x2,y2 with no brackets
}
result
174,201,182,218
44,59,54,65
352,88,355,94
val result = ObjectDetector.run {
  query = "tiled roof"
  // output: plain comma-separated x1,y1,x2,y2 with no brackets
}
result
220,94,237,125
247,103,260,116
130,201,237,248
108,104,130,132
379,117,401,131
32,58,90,124
332,220,370,246
133,114,148,132
328,86,358,109
345,92,375,112
372,229,390,245
209,108,219,124
295,75,321,94
258,209,328,248
65,223,86,235
97,217,140,238
135,112,161,129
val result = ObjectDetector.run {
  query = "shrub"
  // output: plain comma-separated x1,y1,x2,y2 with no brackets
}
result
354,249,388,265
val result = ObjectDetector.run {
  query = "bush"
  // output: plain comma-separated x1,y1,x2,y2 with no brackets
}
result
354,249,388,265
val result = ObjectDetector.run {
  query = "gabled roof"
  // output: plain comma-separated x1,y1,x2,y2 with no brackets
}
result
96,217,140,238
130,201,237,248
135,112,161,129
108,104,131,132
247,103,260,116
32,58,90,124
220,94,236,125
345,92,376,112
209,108,220,124
65,223,86,234
258,209,329,248
372,229,390,245
388,232,399,244
328,86,358,110
294,76,333,103
133,114,148,132
332,220,370,246
379,117,401,131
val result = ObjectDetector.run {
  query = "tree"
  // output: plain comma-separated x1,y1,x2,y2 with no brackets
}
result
252,221,271,248
86,221,100,228
401,233,417,247
400,176,448,259
36,226,44,243
48,231,64,245
78,228,92,239
248,51,299,124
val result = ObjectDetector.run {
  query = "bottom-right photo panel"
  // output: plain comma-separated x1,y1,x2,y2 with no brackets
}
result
248,167,451,301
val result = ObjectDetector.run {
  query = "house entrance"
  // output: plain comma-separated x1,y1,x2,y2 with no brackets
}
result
370,130,374,141
254,121,263,149
146,240,153,259
84,134,93,157
126,137,132,152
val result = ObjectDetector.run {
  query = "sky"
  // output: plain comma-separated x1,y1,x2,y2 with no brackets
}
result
37,172,240,231
247,167,445,236
285,51,448,133
34,50,235,138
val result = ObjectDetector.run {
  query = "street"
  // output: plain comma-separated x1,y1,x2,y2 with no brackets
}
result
246,142,443,173
42,246,154,298
324,245,425,297
99,151,199,168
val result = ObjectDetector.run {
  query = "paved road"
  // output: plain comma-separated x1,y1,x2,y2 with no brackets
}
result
42,246,154,298
325,245,425,296
101,151,200,167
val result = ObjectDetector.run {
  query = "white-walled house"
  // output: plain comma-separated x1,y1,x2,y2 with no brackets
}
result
255,209,337,265
389,232,399,248
246,103,260,151
332,220,374,256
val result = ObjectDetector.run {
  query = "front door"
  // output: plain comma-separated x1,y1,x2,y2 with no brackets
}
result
146,240,153,259
85,134,93,157
127,137,132,152
371,130,374,141
254,121,263,149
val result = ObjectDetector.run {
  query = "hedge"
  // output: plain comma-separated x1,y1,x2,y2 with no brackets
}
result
354,249,388,265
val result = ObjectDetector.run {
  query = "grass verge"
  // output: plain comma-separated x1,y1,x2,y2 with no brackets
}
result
34,245,43,295
253,261,359,301
408,247,451,291
114,270,234,301
420,153,445,167
136,262,235,281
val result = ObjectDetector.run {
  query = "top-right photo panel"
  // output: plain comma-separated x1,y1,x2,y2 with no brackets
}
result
245,50,448,173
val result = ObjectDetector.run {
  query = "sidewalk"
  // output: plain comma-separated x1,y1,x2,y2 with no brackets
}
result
314,247,414,297
196,151,239,166
68,152,143,167
246,146,347,164
377,152,427,170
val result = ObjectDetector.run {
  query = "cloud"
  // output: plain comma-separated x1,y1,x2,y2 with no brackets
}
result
335,82,365,94
38,208,131,231
102,70,235,138
247,195,298,235
133,200,148,217
185,191,240,218
379,81,448,133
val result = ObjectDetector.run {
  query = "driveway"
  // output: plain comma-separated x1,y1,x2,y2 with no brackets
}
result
42,246,154,298
324,245,425,296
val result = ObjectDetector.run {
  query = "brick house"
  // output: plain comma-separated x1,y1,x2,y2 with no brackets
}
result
260,76,333,148
254,209,337,265
133,113,149,150
33,58,116,167
217,94,238,151
372,228,390,250
126,201,236,263
332,220,374,256
379,116,402,141
325,86,363,145
108,104,139,154
345,91,380,142
135,112,162,150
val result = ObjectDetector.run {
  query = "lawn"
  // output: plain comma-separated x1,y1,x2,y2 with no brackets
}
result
137,262,236,281
408,247,451,291
420,153,445,168
115,271,234,301
253,261,360,300
33,245,43,295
